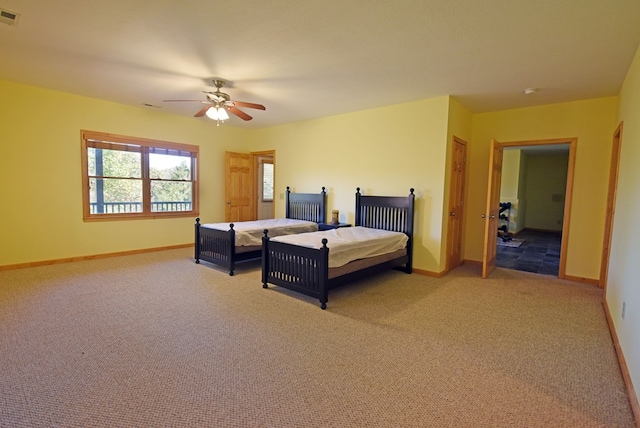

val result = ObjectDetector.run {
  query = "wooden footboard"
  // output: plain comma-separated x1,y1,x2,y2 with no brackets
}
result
262,235,330,309
195,218,260,276
262,233,411,309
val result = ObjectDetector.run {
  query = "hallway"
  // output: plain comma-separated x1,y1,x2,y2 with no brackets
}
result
496,229,562,276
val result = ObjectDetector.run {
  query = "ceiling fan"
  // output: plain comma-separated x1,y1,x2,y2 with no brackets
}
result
163,79,266,123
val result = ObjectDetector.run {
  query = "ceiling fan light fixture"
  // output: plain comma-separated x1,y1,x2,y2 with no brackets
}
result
205,106,229,122
217,107,229,120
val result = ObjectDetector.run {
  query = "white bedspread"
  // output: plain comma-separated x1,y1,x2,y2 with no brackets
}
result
270,226,408,268
202,218,318,247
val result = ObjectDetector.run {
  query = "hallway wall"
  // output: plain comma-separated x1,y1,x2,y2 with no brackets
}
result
466,97,618,281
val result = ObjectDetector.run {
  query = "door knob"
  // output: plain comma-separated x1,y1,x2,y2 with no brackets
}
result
489,215,496,219
449,212,455,216
226,201,231,205
481,214,486,219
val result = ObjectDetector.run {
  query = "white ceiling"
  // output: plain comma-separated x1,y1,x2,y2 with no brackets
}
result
1,0,639,129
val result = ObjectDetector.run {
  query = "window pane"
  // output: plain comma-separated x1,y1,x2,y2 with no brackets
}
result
89,178,142,214
88,148,141,178
150,181,193,212
262,163,274,201
149,153,191,180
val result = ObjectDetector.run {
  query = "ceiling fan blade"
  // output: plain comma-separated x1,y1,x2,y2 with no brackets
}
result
194,105,212,117
227,106,253,121
231,100,266,110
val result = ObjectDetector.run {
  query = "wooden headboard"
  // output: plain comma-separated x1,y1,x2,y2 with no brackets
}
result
285,186,327,223
355,187,415,236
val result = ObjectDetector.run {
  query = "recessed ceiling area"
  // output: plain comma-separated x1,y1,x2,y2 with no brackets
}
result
0,1,639,129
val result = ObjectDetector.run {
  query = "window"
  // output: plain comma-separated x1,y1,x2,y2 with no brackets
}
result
262,161,274,202
81,130,198,221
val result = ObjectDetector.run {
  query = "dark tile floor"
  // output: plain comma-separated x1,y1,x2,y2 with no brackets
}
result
496,229,562,276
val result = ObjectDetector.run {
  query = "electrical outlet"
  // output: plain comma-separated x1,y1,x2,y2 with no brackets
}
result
622,301,626,320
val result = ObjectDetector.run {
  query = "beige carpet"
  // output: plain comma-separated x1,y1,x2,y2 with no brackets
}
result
0,248,634,427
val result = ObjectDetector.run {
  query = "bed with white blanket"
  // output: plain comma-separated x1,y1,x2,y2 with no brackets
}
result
195,187,326,275
262,188,415,309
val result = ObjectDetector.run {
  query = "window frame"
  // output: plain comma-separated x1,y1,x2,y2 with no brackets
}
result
80,130,199,222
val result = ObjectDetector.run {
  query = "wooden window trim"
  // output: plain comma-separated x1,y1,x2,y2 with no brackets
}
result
81,130,199,222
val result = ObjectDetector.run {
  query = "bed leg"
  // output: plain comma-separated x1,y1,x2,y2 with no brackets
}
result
229,270,234,276
263,283,268,289
320,301,327,310
195,259,200,264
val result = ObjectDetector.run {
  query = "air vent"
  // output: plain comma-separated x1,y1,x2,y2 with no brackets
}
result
0,8,21,26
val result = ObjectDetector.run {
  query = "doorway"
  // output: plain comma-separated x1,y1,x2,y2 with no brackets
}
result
255,153,274,220
482,138,576,279
224,150,276,222
495,145,569,275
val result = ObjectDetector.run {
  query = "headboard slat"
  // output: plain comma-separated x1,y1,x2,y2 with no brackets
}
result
286,186,327,223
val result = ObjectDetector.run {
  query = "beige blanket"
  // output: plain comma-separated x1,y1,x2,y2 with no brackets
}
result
270,226,408,268
202,219,318,246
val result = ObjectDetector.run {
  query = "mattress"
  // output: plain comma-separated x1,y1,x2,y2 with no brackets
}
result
270,226,408,268
202,218,318,246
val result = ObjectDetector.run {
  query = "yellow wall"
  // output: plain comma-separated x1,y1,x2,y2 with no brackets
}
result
0,79,620,282
500,149,521,200
523,152,569,232
499,149,521,233
249,96,455,273
442,97,473,271
467,97,618,280
610,43,640,402
0,79,250,266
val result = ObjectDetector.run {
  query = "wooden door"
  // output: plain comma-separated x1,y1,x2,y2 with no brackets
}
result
225,151,254,222
599,122,623,290
446,137,467,271
481,139,503,278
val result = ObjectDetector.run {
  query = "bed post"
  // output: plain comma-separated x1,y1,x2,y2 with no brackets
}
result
228,224,236,276
285,186,291,219
320,187,327,223
319,238,330,310
354,187,362,226
262,229,270,288
406,188,415,273
195,218,201,264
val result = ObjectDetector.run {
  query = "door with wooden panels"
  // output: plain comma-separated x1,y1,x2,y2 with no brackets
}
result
446,137,467,271
225,151,254,222
481,139,503,278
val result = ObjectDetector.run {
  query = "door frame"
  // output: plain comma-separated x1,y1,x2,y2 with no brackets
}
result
446,136,468,272
599,122,623,290
485,137,577,279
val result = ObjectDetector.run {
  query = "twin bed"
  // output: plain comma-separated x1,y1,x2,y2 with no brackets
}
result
195,187,326,275
262,188,415,309
196,186,415,309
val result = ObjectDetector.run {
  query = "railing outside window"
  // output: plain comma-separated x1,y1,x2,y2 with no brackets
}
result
89,202,193,214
